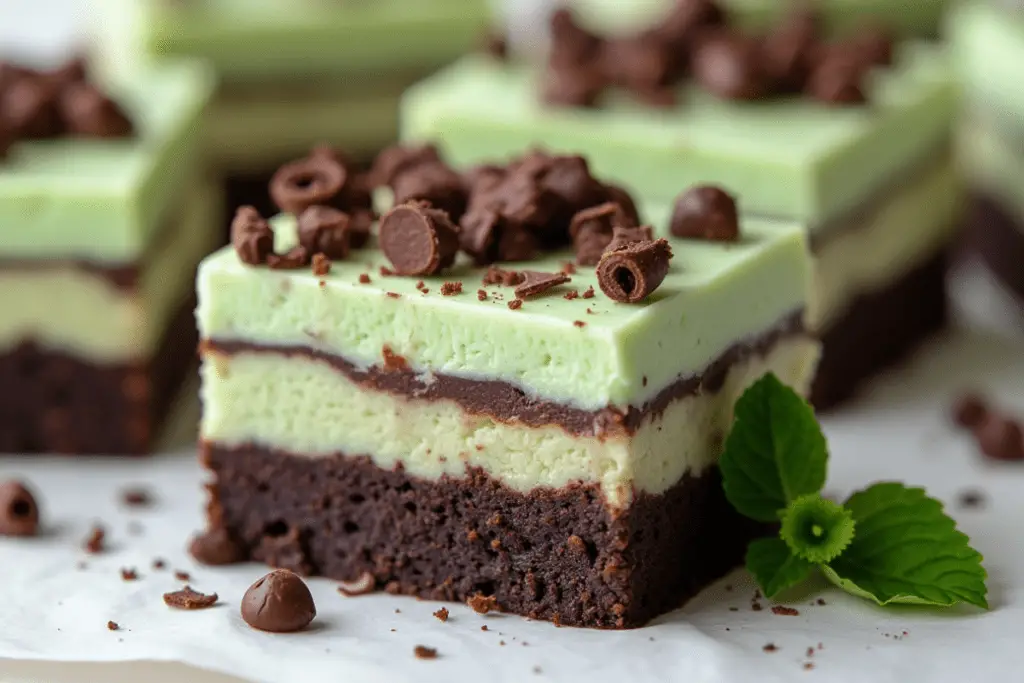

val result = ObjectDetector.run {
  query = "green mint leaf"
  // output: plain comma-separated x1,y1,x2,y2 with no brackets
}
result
720,373,828,522
823,483,988,609
780,494,856,564
746,537,815,598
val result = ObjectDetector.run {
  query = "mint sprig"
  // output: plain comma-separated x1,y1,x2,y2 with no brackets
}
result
721,374,988,609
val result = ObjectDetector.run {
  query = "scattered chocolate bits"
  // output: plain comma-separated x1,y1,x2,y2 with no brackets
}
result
441,281,463,296
0,480,39,537
152,558,166,570
806,53,867,105
467,593,499,614
482,266,524,287
120,568,138,581
763,643,778,653
358,273,372,284
311,253,331,276
477,289,488,301
174,570,191,582
84,524,105,553
297,205,351,260
120,487,152,507
514,270,570,299
670,185,740,241
414,645,438,660
951,392,988,429
433,607,450,623
241,569,317,633
107,621,119,631
189,527,245,566
597,238,673,303
163,586,219,610
230,206,275,266
582,286,595,299
771,605,800,616
270,153,347,215
508,299,523,310
957,489,987,510
379,201,460,276
337,572,376,597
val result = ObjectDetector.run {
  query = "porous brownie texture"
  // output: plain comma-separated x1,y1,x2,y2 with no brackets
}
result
201,444,762,628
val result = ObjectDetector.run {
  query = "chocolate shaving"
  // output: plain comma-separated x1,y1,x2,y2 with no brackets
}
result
596,238,673,303
514,271,571,299
163,586,219,610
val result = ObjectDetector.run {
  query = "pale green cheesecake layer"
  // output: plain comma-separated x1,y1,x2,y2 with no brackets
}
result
401,45,955,225
197,204,810,411
948,2,1024,128
0,61,213,263
93,0,492,86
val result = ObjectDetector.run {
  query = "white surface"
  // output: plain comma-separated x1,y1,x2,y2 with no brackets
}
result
0,266,1022,683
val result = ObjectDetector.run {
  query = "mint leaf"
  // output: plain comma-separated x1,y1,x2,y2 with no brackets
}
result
720,373,828,522
780,494,856,564
823,483,988,609
746,537,815,598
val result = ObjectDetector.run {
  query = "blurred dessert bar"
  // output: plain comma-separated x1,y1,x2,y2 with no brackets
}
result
0,59,215,454
403,1,960,408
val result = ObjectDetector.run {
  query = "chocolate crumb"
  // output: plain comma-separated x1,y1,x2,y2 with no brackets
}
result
771,605,800,616
414,645,438,660
562,262,577,274
482,266,524,287
433,607,449,622
337,572,375,597
267,245,311,270
751,602,763,611
174,570,191,582
386,291,401,299
515,270,571,299
440,281,463,296
481,625,489,631
467,593,499,614
477,289,488,301
574,320,586,327
152,558,166,570
958,489,986,509
763,643,778,652
804,662,815,671
975,413,1024,461
415,280,425,289
120,568,138,581
163,586,218,610
311,253,331,276
120,487,152,507
107,621,119,631
358,273,371,284
586,307,594,314
499,640,506,646
0,481,40,537
508,298,523,310
816,598,826,606
382,345,409,372
83,525,105,553
952,392,988,429
582,286,595,299
806,647,815,657
380,266,395,276
563,289,579,300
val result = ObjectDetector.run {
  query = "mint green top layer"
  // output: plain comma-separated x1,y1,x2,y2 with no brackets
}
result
574,0,950,37
95,0,491,85
197,204,810,410
401,45,955,225
948,2,1024,120
0,61,213,263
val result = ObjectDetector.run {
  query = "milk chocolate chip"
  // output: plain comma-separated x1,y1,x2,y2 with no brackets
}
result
241,569,317,633
670,185,739,241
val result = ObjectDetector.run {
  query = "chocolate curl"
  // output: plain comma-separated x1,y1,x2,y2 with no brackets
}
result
596,239,673,303
269,153,347,215
379,201,460,276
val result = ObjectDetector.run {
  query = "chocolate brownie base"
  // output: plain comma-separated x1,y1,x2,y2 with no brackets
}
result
812,250,948,409
967,193,1024,304
0,296,198,455
202,444,762,628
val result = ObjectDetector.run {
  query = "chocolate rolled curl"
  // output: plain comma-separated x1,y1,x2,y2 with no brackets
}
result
297,205,351,259
230,206,275,265
670,185,740,241
596,237,673,304
379,201,460,276
270,153,347,215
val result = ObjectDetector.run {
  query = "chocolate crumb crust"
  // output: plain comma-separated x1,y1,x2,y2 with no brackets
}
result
200,444,762,629
203,309,804,438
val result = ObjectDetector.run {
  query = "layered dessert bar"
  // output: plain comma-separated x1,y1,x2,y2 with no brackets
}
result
92,0,492,212
402,2,960,408
949,2,1024,305
194,145,819,628
0,59,215,454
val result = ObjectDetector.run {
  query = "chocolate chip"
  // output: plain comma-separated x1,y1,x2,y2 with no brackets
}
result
107,621,119,631
379,201,460,276
270,154,347,215
692,33,769,101
0,481,39,537
312,253,331,276
806,53,867,105
297,205,351,259
952,392,988,429
760,6,821,92
369,143,442,188
1,75,61,138
597,238,673,303
163,586,219,610
241,569,317,633
514,271,571,299
267,246,311,270
189,527,245,566
957,489,986,510
120,487,152,507
392,162,468,221
230,206,274,265
670,185,740,241
974,415,1024,462
59,82,134,138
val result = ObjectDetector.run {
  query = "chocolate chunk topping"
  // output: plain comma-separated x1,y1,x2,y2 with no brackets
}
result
297,205,351,259
230,206,275,265
570,202,637,266
760,6,821,92
164,586,219,610
270,154,347,215
597,238,673,303
514,271,571,299
692,34,769,101
952,392,988,429
241,569,317,633
267,246,311,270
460,209,536,264
464,163,506,193
392,161,468,221
59,82,134,138
974,414,1024,462
379,201,460,276
806,52,867,105
189,527,245,566
0,480,39,537
670,185,740,241
370,143,442,188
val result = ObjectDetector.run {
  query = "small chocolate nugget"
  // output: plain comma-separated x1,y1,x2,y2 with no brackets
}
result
0,480,40,537
241,569,316,633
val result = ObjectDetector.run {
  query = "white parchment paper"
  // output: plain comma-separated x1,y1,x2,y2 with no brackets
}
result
0,266,1022,683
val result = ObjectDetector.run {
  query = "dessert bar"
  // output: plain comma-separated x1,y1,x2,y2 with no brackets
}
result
194,145,819,628
0,59,215,454
402,3,959,407
949,2,1024,306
